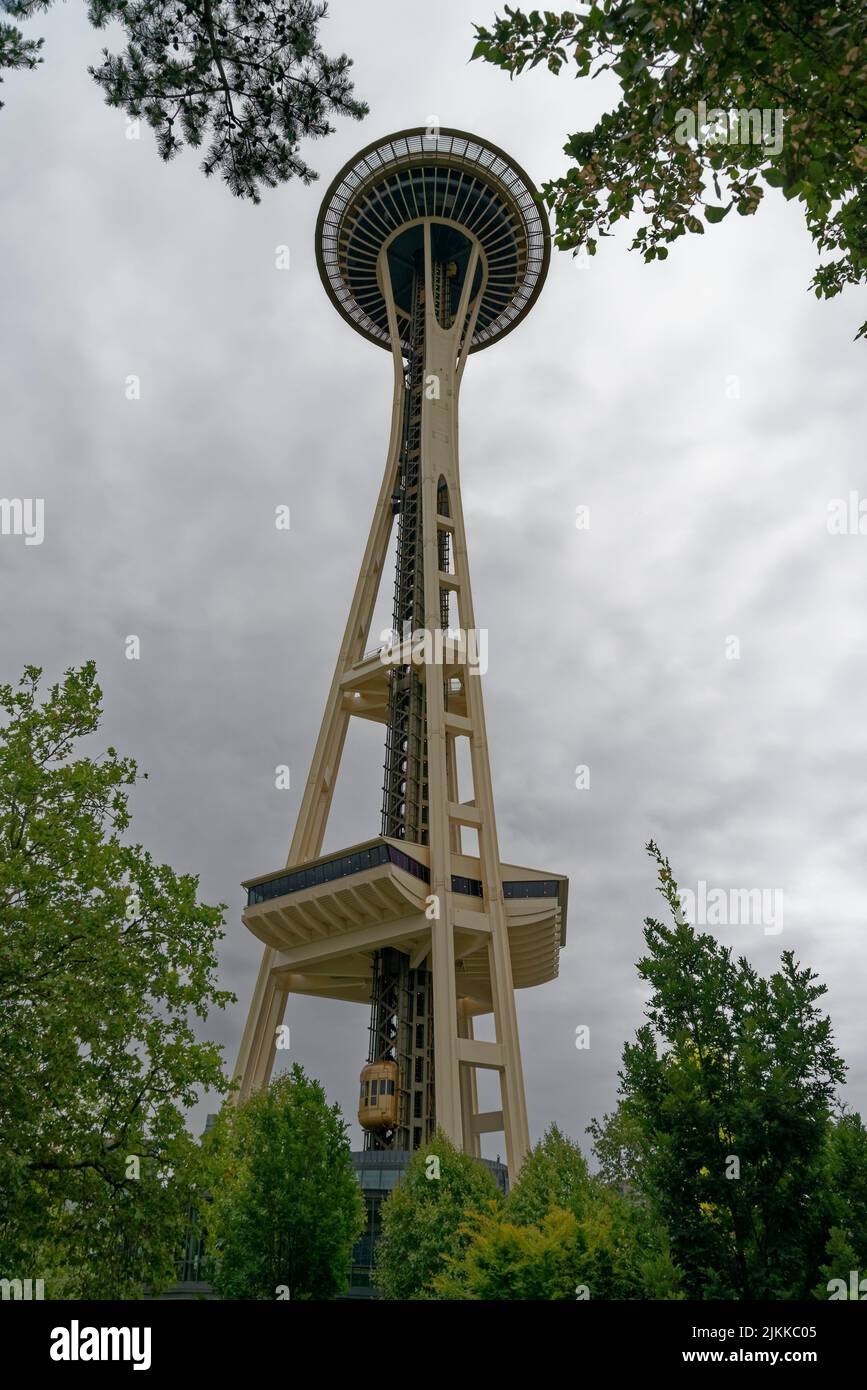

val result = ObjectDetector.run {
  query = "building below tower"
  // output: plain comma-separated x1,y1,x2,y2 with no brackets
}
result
346,1149,509,1298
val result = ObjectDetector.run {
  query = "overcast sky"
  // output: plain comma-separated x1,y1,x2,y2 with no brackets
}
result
2,1,866,1159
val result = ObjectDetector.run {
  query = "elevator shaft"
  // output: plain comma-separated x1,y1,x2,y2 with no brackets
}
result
366,253,456,1150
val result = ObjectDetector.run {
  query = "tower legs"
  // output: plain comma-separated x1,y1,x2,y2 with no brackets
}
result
232,344,406,1104
234,217,533,1179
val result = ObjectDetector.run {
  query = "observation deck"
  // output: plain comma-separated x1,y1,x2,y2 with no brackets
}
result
242,836,567,1008
315,128,550,355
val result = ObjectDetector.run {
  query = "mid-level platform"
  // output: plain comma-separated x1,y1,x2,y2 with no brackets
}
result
242,835,567,1012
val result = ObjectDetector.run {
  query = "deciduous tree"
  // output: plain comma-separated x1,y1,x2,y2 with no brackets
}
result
0,662,232,1297
589,840,847,1299
472,3,867,338
375,1132,501,1300
437,1124,683,1299
203,1064,364,1299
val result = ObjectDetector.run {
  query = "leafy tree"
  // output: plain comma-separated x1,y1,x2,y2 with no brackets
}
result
203,1064,364,1299
814,1223,861,1299
435,1206,588,1300
589,840,847,1300
508,1123,682,1298
436,1124,683,1299
472,3,867,338
503,1122,591,1225
1,1,367,199
586,1097,647,1189
827,1111,867,1234
816,1110,867,1287
0,662,232,1298
375,1131,501,1300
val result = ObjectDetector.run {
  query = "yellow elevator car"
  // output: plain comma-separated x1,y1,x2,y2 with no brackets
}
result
358,1060,399,1130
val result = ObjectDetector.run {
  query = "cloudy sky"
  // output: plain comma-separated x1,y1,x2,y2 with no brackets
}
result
2,1,866,1159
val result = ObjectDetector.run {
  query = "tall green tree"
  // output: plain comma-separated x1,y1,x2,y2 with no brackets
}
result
503,1122,591,1226
473,3,867,338
0,662,232,1298
825,1111,867,1259
1,1,367,199
813,1110,867,1296
589,840,847,1300
375,1132,501,1300
436,1124,683,1299
203,1065,364,1299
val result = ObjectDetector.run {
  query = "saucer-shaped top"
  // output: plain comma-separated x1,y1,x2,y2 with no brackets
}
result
315,128,550,355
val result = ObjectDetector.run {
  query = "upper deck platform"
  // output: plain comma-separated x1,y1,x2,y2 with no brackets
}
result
315,128,550,355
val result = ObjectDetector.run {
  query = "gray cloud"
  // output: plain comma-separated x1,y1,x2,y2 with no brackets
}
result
2,0,865,1156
